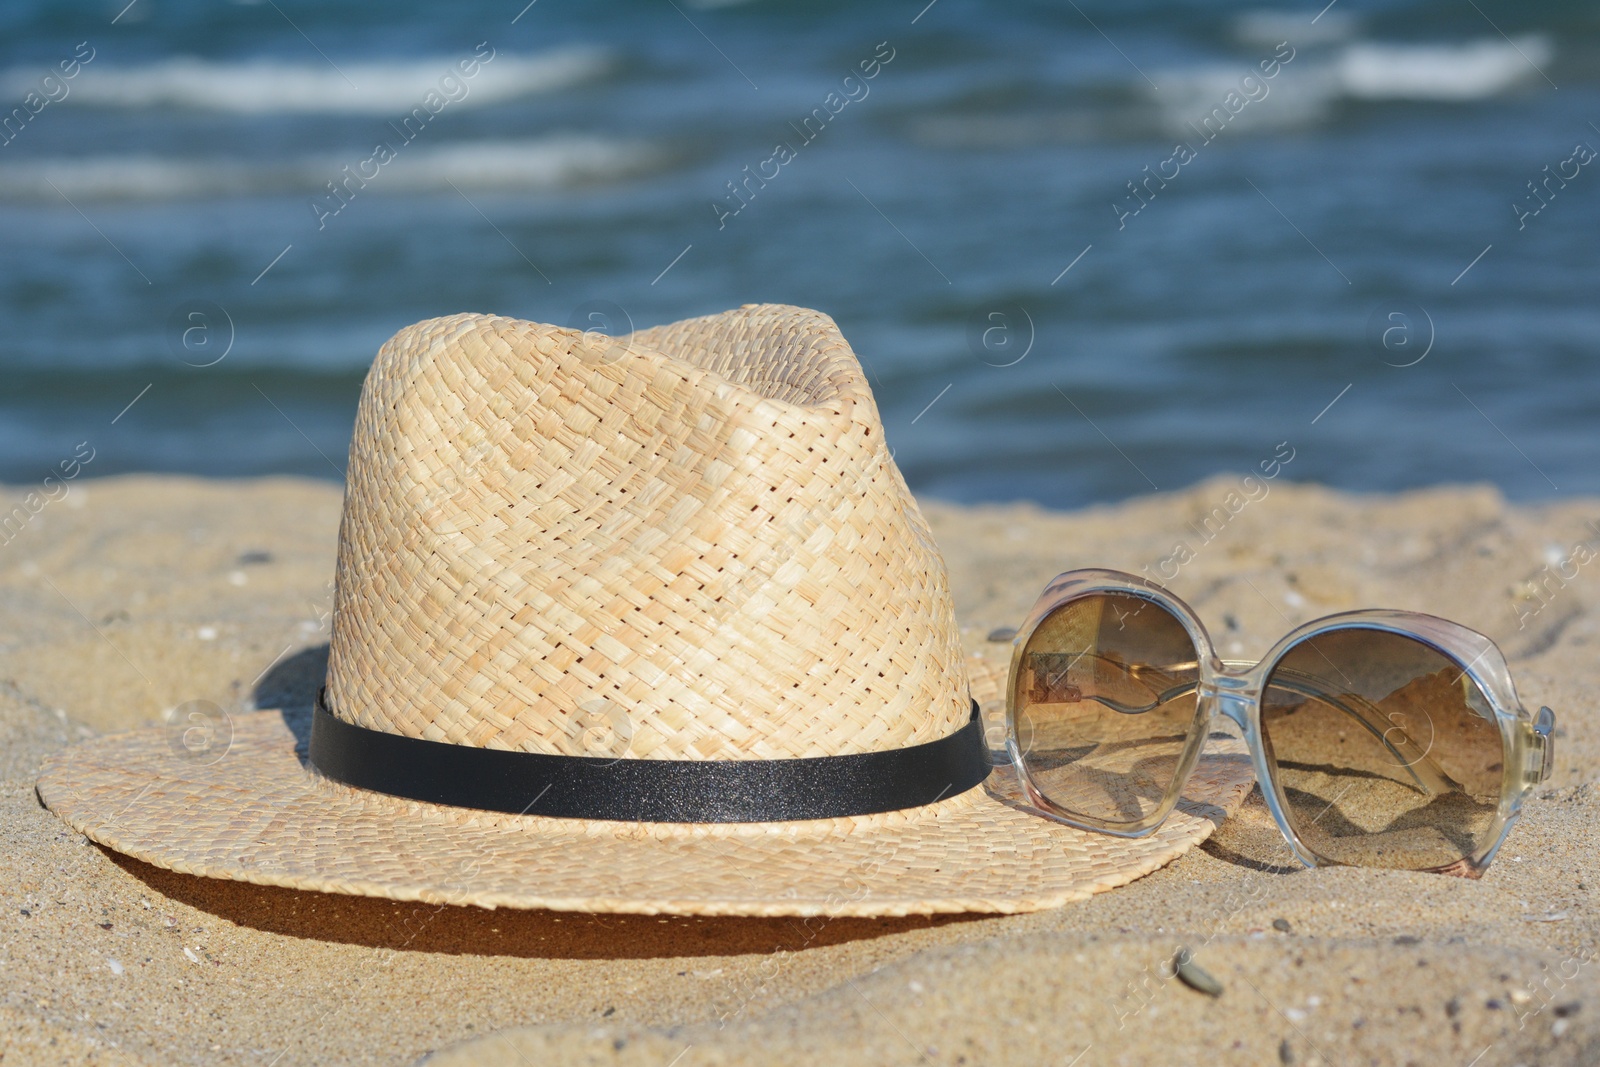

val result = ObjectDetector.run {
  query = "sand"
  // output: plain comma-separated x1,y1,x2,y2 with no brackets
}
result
1,473,1596,1066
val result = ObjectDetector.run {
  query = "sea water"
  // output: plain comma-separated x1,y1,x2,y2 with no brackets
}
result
0,0,1593,507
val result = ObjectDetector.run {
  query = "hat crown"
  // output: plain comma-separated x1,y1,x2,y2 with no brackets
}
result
326,305,969,761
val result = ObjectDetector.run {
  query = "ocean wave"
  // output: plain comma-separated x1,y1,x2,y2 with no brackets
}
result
0,47,611,113
0,136,662,200
1152,64,1333,136
908,35,1555,150
1334,36,1553,100
1150,35,1554,137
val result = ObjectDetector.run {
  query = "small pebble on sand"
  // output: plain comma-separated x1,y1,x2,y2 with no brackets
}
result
1173,950,1223,998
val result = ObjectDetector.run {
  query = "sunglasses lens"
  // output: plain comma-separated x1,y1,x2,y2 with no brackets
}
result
1261,628,1503,871
1012,593,1202,827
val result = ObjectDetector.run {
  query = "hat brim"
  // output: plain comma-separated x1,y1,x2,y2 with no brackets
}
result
36,659,1254,916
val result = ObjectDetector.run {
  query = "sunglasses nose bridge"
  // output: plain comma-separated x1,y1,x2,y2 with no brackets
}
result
1201,673,1255,731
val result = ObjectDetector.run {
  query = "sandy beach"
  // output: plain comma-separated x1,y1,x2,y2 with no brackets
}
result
2,473,1596,1065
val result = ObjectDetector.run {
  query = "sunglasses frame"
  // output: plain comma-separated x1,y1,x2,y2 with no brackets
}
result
1004,568,1556,877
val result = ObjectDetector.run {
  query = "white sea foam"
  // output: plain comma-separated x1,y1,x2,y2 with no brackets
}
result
0,136,660,200
1153,64,1334,136
1151,35,1555,138
376,138,660,191
1333,36,1553,100
0,47,611,113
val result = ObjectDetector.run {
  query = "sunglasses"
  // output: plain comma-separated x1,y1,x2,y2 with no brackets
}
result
1002,569,1556,876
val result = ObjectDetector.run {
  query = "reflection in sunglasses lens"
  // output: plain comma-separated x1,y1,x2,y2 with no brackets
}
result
1013,593,1203,827
1261,628,1502,871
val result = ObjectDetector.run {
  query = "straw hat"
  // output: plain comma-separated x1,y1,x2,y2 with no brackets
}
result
38,305,1252,915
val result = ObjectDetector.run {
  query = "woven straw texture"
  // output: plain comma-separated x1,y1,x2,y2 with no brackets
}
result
36,658,1256,916
326,305,968,760
36,306,1256,914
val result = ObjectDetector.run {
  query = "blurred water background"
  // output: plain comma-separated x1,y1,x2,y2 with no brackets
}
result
0,0,1595,507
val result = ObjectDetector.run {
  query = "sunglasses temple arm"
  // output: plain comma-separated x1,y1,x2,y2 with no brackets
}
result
1533,706,1556,782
